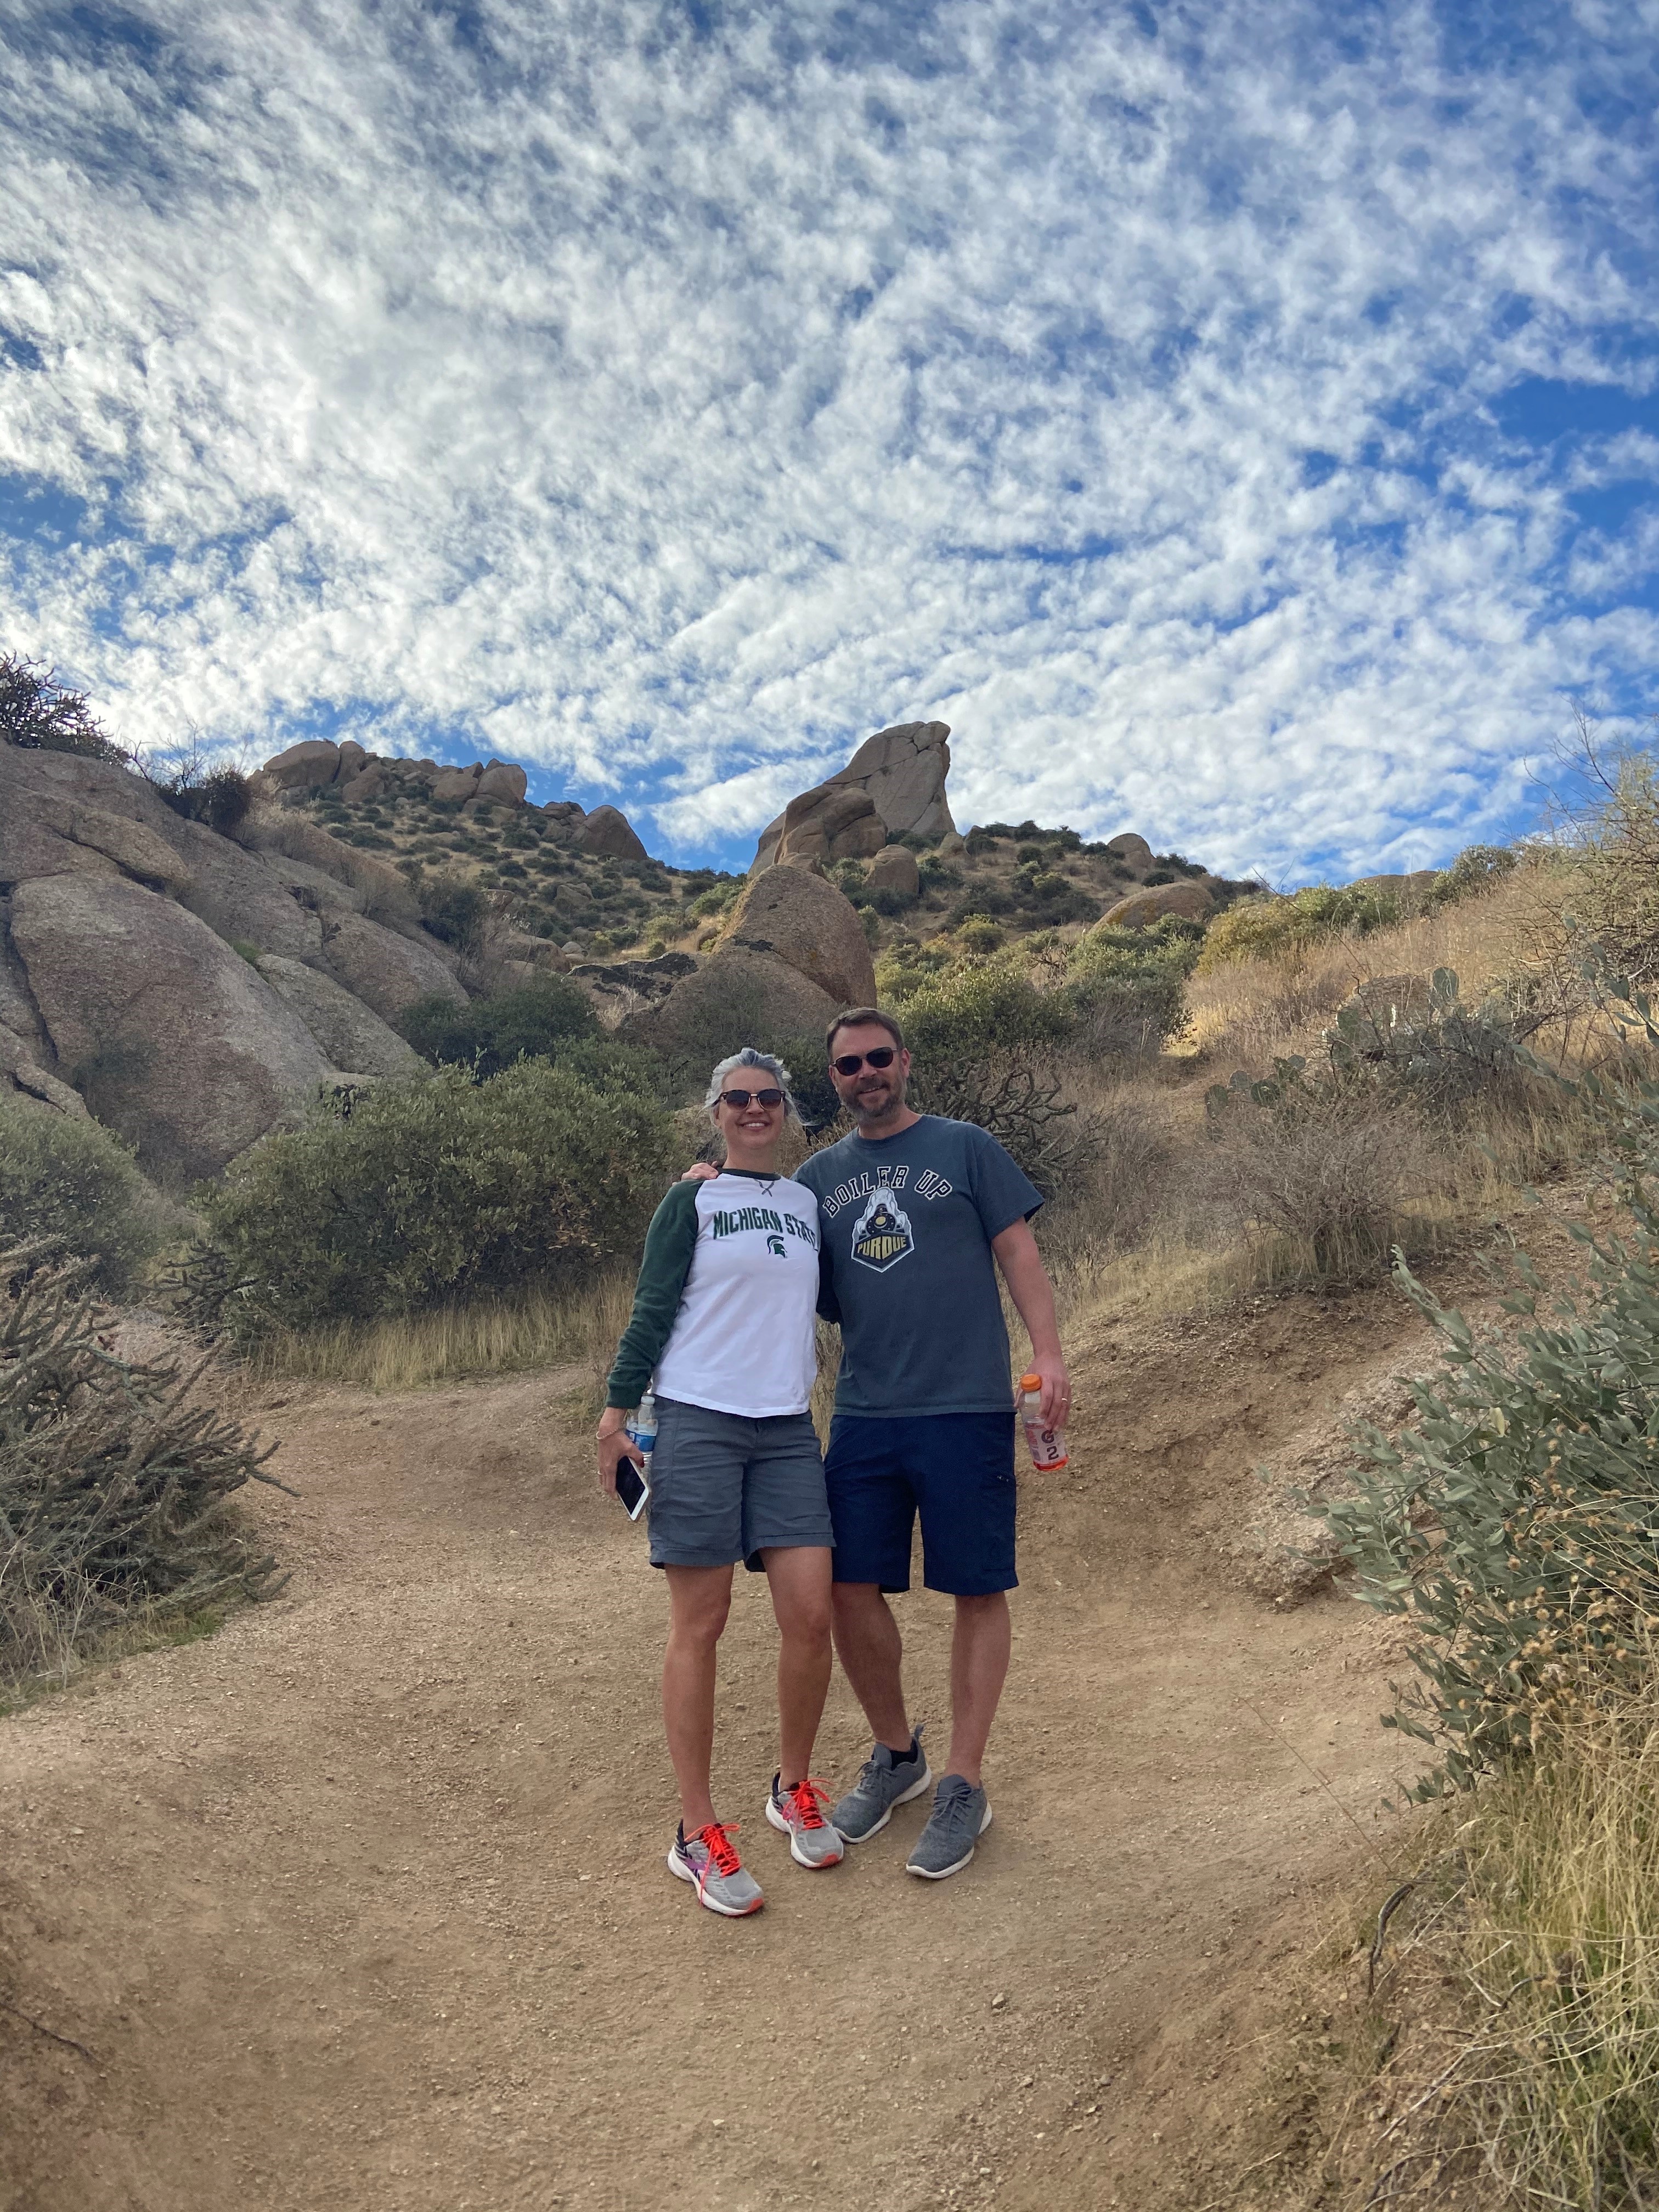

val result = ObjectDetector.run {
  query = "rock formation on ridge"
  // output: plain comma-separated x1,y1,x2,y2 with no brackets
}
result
752,721,956,872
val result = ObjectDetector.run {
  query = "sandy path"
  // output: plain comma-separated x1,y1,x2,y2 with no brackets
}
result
0,1290,1442,2212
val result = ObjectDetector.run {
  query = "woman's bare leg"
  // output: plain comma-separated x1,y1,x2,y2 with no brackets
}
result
760,1545,834,1785
662,1564,733,1832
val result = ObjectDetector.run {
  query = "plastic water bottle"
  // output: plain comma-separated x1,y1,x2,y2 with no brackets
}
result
626,1388,658,1468
1019,1373,1068,1470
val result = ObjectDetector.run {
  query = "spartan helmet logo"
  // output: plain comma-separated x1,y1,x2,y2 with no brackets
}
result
766,1234,786,1257
850,1186,915,1273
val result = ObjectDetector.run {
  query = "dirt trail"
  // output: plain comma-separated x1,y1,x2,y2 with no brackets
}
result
1,1281,1474,2212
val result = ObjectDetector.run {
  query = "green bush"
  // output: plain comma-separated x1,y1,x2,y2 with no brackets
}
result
887,966,1084,1192
196,1062,674,1335
416,870,488,952
397,975,598,1075
1424,842,1518,911
0,1095,165,1295
1317,1218,1659,1797
1194,882,1403,972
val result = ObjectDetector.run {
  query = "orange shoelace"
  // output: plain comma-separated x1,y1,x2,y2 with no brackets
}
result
781,1779,833,1831
692,1821,744,1878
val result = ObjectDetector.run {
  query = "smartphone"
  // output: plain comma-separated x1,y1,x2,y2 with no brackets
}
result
615,1454,651,1521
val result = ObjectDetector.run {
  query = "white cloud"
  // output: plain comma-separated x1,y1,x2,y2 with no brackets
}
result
1,0,1656,877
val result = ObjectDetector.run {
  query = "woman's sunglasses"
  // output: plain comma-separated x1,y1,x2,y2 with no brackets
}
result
831,1046,898,1076
719,1087,785,1109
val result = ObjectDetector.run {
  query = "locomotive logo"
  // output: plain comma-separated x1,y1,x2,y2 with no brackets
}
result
850,1187,915,1273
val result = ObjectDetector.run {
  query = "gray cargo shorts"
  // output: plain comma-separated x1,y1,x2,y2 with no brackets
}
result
647,1397,833,1571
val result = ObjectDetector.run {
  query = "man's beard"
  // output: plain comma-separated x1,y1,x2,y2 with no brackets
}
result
850,1075,905,1124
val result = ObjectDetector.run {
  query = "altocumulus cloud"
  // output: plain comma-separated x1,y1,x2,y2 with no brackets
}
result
2,0,1658,877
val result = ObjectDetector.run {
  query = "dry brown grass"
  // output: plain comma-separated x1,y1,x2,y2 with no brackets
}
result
249,1271,636,1393
1184,867,1574,1074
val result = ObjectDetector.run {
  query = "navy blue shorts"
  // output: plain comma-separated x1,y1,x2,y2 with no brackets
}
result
824,1411,1018,1597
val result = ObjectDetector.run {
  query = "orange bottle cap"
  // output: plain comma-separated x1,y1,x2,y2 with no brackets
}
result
1019,1372,1042,1391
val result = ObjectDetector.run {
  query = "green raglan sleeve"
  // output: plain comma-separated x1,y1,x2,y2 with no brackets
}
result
605,1182,702,1409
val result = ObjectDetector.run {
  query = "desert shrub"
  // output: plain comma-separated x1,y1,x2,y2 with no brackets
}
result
195,1063,672,1335
0,1094,166,1296
761,1032,842,1132
1194,882,1404,972
1423,841,1518,911
954,916,1004,953
417,870,488,952
1204,1060,1433,1280
1059,918,1197,1057
151,758,252,836
1573,750,1659,989
890,966,1087,1192
1,1243,284,1694
1318,1222,1659,1798
397,974,598,1075
687,878,743,921
550,1034,686,1108
0,653,128,763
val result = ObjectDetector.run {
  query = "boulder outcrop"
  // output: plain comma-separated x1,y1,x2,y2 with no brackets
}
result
640,947,840,1057
1103,833,1154,872
721,866,876,1008
255,738,344,793
257,956,425,1079
752,721,955,871
316,911,467,1024
865,845,921,899
1099,881,1214,929
582,806,648,861
474,760,528,805
9,875,333,1182
773,786,887,868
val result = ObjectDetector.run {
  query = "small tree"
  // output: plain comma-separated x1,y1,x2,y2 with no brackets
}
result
0,653,128,763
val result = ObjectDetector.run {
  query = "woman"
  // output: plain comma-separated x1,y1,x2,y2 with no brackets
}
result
597,1047,839,1917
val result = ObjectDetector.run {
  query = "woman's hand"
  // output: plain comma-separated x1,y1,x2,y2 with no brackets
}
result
597,1407,645,1496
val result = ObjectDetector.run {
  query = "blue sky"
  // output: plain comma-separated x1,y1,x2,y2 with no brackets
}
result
3,0,1657,879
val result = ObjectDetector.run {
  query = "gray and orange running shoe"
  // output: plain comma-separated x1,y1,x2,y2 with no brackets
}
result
765,1775,844,1869
668,1821,764,1916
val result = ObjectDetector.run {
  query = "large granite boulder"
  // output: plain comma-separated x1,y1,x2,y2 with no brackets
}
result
165,817,326,961
721,866,876,1008
641,946,840,1057
431,764,483,803
753,721,955,871
0,742,189,890
542,800,588,845
583,805,648,861
257,955,425,1077
240,811,426,938
774,786,888,868
474,759,528,805
8,874,333,1183
866,845,921,898
256,739,343,792
1099,881,1214,929
318,910,468,1023
1103,833,1154,872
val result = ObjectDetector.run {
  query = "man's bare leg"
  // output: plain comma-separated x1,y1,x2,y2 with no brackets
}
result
830,1581,913,1752
943,1591,1011,1787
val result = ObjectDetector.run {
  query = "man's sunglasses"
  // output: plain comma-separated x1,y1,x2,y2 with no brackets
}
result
831,1046,898,1076
719,1087,785,1109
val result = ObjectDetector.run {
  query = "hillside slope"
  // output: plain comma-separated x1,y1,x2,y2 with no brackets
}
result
0,1242,1562,2212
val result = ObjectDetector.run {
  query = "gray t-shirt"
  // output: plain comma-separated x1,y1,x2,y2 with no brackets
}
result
797,1114,1043,1419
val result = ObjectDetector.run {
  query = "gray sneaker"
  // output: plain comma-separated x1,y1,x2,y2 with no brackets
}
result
668,1822,764,1916
831,1727,933,1843
765,1775,844,1869
906,1775,992,1879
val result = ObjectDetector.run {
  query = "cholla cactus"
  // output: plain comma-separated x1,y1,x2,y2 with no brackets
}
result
1,1241,287,1691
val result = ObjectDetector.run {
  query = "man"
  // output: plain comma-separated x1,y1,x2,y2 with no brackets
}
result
797,1006,1070,1880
